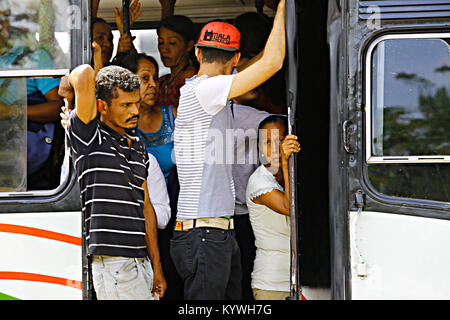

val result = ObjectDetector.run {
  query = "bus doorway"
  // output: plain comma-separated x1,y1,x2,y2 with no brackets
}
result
293,0,332,300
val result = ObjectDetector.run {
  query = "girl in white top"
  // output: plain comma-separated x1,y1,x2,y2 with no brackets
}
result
246,115,300,300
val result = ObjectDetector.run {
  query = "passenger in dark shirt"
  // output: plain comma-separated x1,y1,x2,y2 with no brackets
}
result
61,64,166,300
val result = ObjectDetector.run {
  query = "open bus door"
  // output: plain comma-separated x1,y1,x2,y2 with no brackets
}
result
0,0,90,300
329,0,450,299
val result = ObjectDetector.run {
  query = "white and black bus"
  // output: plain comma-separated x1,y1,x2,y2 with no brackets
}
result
0,0,448,300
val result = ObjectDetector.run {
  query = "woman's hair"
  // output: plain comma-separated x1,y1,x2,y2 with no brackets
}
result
92,17,108,27
111,51,159,77
157,15,195,43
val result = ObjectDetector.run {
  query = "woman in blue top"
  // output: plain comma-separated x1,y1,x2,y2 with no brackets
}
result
112,51,176,183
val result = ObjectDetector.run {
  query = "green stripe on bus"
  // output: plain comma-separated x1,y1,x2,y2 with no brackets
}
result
0,292,20,300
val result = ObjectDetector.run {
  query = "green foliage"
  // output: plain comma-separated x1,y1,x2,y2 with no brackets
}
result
369,73,450,203
381,86,450,156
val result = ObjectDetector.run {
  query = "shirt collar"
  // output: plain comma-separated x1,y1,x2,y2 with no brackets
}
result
98,120,140,142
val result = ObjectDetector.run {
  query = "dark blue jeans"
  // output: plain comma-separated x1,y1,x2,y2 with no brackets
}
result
170,227,242,300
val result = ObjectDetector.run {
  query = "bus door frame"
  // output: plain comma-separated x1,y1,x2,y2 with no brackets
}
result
327,0,352,300
285,0,301,300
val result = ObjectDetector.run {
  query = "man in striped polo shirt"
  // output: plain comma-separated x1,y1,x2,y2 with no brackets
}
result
64,65,166,299
171,0,286,300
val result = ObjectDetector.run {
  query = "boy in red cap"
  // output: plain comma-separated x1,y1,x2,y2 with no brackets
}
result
171,0,286,300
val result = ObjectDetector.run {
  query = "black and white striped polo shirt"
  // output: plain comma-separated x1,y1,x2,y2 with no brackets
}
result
67,113,150,258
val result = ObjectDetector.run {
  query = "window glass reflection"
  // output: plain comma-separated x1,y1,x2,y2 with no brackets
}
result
368,164,450,203
371,38,450,157
0,77,27,192
0,0,71,70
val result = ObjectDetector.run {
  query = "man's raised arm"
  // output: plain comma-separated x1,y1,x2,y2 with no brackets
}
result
68,64,97,124
228,0,285,99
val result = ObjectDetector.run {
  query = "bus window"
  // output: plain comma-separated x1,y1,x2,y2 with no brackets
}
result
0,0,71,71
0,77,27,192
365,34,450,203
0,0,75,195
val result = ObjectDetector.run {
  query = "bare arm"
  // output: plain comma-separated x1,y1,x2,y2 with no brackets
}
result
228,0,285,99
142,179,167,298
58,76,75,111
172,106,177,119
92,41,103,75
159,0,176,19
236,50,263,73
92,0,100,18
68,64,97,124
253,188,290,216
27,87,64,123
114,0,141,54
114,0,142,35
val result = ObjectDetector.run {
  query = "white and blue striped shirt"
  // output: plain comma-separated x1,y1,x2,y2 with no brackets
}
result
174,74,236,219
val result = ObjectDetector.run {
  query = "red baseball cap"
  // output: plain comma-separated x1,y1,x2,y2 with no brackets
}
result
196,21,241,52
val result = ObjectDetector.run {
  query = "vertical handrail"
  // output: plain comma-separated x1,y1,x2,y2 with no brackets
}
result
285,0,300,300
122,0,130,34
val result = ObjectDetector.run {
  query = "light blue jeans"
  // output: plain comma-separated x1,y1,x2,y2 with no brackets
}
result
92,255,154,300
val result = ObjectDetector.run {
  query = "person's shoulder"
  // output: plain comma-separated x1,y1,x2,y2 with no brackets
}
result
248,165,269,185
159,73,170,81
253,165,280,186
233,104,271,128
247,165,283,200
68,110,98,130
196,74,234,88
158,73,171,86
247,165,272,197
183,66,197,78
146,150,158,163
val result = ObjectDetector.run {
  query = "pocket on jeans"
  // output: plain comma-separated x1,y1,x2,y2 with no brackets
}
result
170,232,194,280
92,267,107,299
203,229,230,244
110,259,139,284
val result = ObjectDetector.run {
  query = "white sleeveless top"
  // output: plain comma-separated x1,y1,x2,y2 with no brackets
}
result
246,164,290,292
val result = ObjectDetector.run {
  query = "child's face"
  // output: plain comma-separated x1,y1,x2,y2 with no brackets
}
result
260,121,286,168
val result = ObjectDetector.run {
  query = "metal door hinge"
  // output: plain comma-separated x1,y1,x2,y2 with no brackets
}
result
355,190,366,210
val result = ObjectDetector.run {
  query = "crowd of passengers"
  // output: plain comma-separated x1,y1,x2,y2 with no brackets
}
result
1,0,300,300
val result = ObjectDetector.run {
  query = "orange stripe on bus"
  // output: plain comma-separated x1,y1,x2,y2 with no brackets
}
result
0,272,82,290
0,223,81,246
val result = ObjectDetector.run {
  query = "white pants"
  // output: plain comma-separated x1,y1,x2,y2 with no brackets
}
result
92,255,154,300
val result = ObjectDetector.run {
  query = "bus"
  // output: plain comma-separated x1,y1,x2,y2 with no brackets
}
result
0,0,448,300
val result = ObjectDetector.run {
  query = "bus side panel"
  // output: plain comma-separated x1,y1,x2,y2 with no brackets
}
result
349,211,450,299
0,212,82,300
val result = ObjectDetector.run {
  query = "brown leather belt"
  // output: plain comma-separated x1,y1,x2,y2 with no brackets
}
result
175,217,234,231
